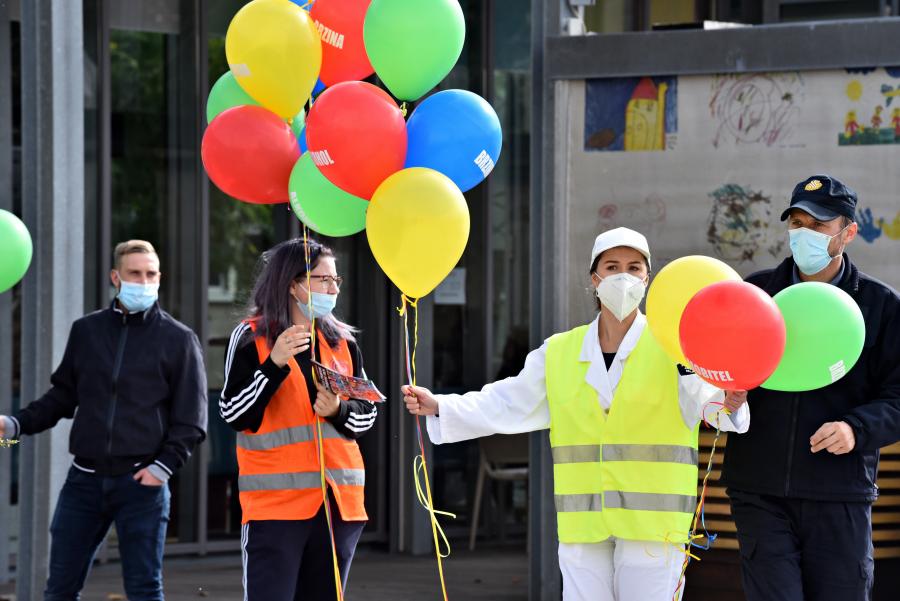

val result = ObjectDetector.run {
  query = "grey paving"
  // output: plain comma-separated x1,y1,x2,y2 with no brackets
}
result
0,546,528,601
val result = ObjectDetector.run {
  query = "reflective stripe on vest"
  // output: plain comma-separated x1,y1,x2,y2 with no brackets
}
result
555,493,603,512
551,444,601,464
602,444,698,465
236,421,347,451
604,491,695,514
239,468,366,492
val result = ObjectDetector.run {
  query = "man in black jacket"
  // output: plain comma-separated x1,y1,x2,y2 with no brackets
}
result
0,240,207,601
722,175,900,601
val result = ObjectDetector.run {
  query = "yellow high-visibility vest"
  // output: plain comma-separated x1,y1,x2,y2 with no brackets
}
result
545,325,698,543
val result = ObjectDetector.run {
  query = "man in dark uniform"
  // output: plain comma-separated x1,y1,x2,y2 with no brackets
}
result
721,175,900,601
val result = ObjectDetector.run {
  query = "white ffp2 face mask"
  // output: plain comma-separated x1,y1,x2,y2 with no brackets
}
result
595,273,646,321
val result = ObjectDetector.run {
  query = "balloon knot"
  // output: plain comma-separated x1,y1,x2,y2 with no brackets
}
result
396,294,419,317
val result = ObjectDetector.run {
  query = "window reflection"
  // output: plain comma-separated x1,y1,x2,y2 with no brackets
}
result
204,31,278,540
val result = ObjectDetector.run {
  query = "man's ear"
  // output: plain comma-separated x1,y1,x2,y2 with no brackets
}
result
844,222,858,244
110,269,120,289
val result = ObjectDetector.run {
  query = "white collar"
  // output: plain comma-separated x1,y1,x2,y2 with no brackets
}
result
579,311,646,363
580,312,647,406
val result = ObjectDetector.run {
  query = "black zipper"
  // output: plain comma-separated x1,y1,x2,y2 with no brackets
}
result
784,393,801,496
106,316,130,457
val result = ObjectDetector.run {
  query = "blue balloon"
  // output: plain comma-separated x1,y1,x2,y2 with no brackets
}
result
298,126,308,154
313,79,326,97
405,90,502,193
290,0,314,10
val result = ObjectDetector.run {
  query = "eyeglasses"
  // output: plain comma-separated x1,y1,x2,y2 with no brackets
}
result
308,275,343,288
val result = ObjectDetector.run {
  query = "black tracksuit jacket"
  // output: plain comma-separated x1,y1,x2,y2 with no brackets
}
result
13,302,208,477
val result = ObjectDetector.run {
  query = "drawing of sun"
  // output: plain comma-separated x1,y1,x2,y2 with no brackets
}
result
846,80,863,101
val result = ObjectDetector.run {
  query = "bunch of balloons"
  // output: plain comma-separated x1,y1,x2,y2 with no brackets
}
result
647,256,865,392
202,0,503,299
0,209,33,294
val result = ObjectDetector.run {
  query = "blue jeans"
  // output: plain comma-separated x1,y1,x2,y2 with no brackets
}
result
44,466,170,601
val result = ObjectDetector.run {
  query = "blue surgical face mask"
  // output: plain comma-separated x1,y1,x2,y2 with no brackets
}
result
295,290,338,319
117,278,159,312
788,226,847,275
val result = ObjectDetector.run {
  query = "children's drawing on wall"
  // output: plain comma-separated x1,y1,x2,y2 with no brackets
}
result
597,194,668,241
584,76,677,152
839,66,900,146
707,183,784,262
709,72,805,148
857,207,882,243
880,211,900,240
857,206,900,243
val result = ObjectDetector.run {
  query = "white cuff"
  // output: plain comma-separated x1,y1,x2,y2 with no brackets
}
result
425,415,445,445
148,461,172,482
1,416,19,439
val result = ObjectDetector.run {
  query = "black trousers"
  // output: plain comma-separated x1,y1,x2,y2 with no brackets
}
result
728,488,874,601
242,495,366,601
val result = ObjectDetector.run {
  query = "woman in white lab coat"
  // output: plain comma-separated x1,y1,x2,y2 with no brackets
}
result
403,227,749,601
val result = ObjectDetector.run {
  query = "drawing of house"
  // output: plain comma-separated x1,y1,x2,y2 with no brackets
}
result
624,78,667,151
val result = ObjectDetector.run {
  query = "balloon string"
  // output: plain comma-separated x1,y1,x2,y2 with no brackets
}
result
672,414,724,601
302,225,318,383
398,294,452,601
400,101,408,118
303,227,344,601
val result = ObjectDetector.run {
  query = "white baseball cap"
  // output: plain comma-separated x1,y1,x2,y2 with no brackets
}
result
589,227,652,272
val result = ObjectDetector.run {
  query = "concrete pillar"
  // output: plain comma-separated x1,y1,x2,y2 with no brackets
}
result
0,0,14,585
528,1,564,599
17,0,84,597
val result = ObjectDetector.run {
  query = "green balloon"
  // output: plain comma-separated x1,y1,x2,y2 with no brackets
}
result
0,209,33,293
363,0,465,101
761,282,865,392
208,71,305,140
207,71,259,124
288,154,368,237
289,108,306,141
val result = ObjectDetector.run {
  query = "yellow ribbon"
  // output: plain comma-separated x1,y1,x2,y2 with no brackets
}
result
671,409,726,600
303,227,344,601
399,294,454,600
0,439,18,449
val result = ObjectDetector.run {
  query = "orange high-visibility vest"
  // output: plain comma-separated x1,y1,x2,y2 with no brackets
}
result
236,320,367,523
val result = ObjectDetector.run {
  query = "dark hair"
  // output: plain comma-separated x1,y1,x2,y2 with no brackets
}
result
246,238,356,349
589,250,650,276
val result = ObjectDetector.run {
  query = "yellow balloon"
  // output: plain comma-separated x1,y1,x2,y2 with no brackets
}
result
366,168,470,298
225,0,322,119
646,255,741,365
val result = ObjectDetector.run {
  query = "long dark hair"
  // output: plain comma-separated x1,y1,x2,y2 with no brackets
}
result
247,238,357,349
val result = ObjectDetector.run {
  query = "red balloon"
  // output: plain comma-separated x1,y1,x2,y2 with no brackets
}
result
201,105,299,204
306,81,406,200
679,281,786,390
310,0,374,87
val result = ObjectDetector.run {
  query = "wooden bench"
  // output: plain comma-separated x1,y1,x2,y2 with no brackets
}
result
697,431,900,559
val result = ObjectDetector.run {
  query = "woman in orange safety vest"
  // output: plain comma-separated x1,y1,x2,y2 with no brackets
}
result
220,238,377,600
